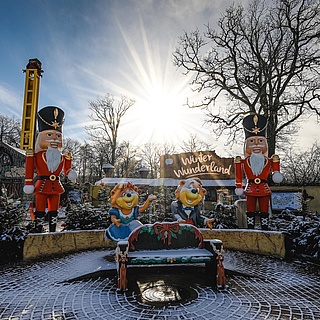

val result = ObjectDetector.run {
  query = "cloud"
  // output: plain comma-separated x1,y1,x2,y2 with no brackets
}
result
0,83,22,117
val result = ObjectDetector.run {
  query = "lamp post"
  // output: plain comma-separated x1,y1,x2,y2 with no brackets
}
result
102,163,115,178
139,166,149,179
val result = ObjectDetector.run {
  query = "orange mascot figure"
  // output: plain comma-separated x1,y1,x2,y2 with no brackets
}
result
171,177,214,228
105,182,157,241
234,114,283,230
23,106,77,232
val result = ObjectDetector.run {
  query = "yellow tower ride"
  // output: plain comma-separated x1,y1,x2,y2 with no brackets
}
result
20,58,43,150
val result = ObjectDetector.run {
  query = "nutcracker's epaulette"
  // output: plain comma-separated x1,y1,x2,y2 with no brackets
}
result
26,148,34,157
234,156,242,163
272,154,280,162
64,151,73,160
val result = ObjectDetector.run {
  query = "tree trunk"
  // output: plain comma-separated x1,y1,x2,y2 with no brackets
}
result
267,119,277,157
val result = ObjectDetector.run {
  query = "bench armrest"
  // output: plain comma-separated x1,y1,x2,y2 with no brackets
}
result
116,241,129,271
204,239,223,254
117,240,129,251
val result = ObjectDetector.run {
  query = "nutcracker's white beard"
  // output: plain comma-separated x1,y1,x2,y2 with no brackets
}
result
46,147,62,172
250,152,265,176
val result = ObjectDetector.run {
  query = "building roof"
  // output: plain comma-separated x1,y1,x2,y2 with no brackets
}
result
95,177,239,187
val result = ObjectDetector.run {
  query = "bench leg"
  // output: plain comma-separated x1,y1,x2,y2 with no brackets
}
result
205,259,217,289
204,239,225,289
216,254,226,288
116,241,129,291
118,261,128,291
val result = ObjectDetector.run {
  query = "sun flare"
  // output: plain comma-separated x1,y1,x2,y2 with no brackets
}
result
139,87,187,141
114,18,208,146
121,80,205,146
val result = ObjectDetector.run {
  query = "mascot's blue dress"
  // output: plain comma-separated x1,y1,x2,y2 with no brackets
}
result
105,206,142,241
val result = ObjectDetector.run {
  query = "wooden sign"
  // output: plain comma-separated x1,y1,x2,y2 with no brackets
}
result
160,151,234,180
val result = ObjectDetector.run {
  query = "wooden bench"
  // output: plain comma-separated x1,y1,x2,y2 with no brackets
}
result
115,222,223,291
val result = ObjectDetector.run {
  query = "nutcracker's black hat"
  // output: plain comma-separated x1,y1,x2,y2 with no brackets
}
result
37,106,65,132
243,114,267,139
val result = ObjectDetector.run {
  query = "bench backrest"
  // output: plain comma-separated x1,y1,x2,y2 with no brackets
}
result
128,222,204,251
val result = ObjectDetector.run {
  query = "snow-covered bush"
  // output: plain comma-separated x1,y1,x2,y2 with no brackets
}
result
270,209,320,262
63,202,110,230
0,195,28,264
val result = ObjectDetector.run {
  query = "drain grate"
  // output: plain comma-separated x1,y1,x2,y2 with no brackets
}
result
138,280,196,306
127,265,205,307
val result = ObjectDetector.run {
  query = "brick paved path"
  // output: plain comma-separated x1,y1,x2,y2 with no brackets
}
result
0,250,319,319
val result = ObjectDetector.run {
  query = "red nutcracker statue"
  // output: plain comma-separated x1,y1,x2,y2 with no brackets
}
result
234,114,283,230
23,106,77,232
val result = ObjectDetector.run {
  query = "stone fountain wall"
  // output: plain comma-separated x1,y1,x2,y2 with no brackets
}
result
23,228,286,261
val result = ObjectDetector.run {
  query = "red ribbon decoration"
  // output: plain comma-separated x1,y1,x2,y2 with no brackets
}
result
153,222,180,246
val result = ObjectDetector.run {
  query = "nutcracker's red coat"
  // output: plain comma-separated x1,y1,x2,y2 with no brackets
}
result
25,150,73,212
235,155,280,212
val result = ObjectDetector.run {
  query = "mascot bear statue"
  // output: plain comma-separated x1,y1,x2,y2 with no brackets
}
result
171,177,214,228
105,182,157,241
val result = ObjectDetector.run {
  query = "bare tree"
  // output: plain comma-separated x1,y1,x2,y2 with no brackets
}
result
0,114,21,147
62,137,82,180
173,0,320,156
282,143,320,185
161,143,178,156
115,141,141,178
78,142,90,183
179,134,214,153
86,94,135,165
87,140,113,181
139,142,177,179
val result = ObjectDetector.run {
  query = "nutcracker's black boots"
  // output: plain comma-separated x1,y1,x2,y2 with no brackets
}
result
34,211,46,233
246,212,255,229
260,212,269,230
48,211,58,232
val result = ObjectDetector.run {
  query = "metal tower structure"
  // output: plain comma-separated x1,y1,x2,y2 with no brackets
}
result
20,58,43,150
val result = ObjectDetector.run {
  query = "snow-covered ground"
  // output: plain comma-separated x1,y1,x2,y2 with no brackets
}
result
0,249,319,319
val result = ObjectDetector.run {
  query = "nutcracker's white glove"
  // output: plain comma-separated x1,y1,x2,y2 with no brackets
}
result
68,170,78,183
272,171,283,184
23,185,34,194
235,188,244,196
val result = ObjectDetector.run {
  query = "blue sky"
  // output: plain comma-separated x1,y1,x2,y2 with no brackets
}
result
0,0,318,156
